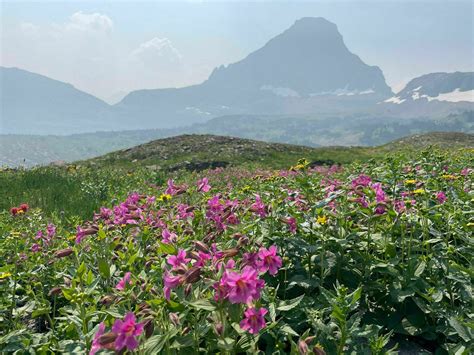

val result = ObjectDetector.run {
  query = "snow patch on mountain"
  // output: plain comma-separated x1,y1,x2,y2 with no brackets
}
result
260,85,300,97
309,87,377,97
384,96,406,104
426,89,474,103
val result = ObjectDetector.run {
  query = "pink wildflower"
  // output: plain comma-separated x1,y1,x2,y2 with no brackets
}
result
240,307,268,334
436,191,447,204
112,312,144,351
461,168,471,176
161,228,177,244
285,217,297,233
257,245,282,275
163,271,182,300
116,272,132,291
165,179,178,196
197,177,211,192
394,199,405,214
46,223,56,239
195,251,212,267
251,195,267,218
167,249,191,269
242,252,259,269
351,174,372,189
75,226,86,244
89,322,107,355
224,266,264,304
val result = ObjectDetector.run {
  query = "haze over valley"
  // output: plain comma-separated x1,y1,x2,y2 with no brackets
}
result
1,2,473,166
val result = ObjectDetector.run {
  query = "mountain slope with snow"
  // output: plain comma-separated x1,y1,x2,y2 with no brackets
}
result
115,17,393,129
385,72,474,104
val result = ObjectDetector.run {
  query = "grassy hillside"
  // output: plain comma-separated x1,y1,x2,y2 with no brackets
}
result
88,132,474,170
1,132,472,219
382,131,474,149
88,134,377,169
1,111,472,167
0,142,472,353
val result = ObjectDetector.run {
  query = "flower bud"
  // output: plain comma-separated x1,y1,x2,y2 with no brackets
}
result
313,344,326,355
55,248,73,258
237,237,249,247
184,284,193,297
48,287,62,296
98,332,117,346
169,312,180,327
298,340,309,354
144,318,154,338
214,322,224,336
183,267,201,284
222,248,239,258
194,241,209,253
100,295,115,305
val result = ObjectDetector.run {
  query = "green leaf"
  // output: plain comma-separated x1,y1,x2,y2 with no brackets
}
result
401,318,419,336
171,335,195,349
76,262,86,278
62,288,74,301
217,337,235,351
414,261,426,277
127,252,139,266
144,335,167,353
97,227,106,240
159,242,177,255
280,324,299,337
277,294,304,311
448,317,472,343
32,308,50,318
187,299,216,311
166,300,185,312
269,303,276,322
98,258,110,279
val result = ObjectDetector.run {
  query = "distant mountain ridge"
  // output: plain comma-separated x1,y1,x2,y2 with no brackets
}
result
203,17,392,96
116,17,393,128
1,111,472,167
1,17,473,135
0,67,113,135
385,72,474,104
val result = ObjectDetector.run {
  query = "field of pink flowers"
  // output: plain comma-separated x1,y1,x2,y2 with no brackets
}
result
0,151,473,354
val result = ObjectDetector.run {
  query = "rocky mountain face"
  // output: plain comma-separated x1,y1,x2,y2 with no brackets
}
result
203,17,392,96
1,18,472,135
385,72,474,104
115,17,393,128
379,72,474,118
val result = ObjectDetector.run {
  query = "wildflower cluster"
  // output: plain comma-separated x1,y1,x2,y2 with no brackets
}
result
0,150,472,353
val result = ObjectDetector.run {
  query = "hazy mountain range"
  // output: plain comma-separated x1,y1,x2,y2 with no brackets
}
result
1,17,473,136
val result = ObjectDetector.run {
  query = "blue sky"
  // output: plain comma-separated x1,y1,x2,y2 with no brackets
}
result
1,1,473,102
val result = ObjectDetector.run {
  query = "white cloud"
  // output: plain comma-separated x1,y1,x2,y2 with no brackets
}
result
125,37,189,91
2,12,201,100
66,12,113,33
130,37,182,69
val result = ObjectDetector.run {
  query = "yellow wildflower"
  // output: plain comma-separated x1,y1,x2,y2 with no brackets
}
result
441,174,458,180
158,193,172,202
317,215,327,225
405,179,417,185
413,189,425,194
241,186,251,193
0,272,12,279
